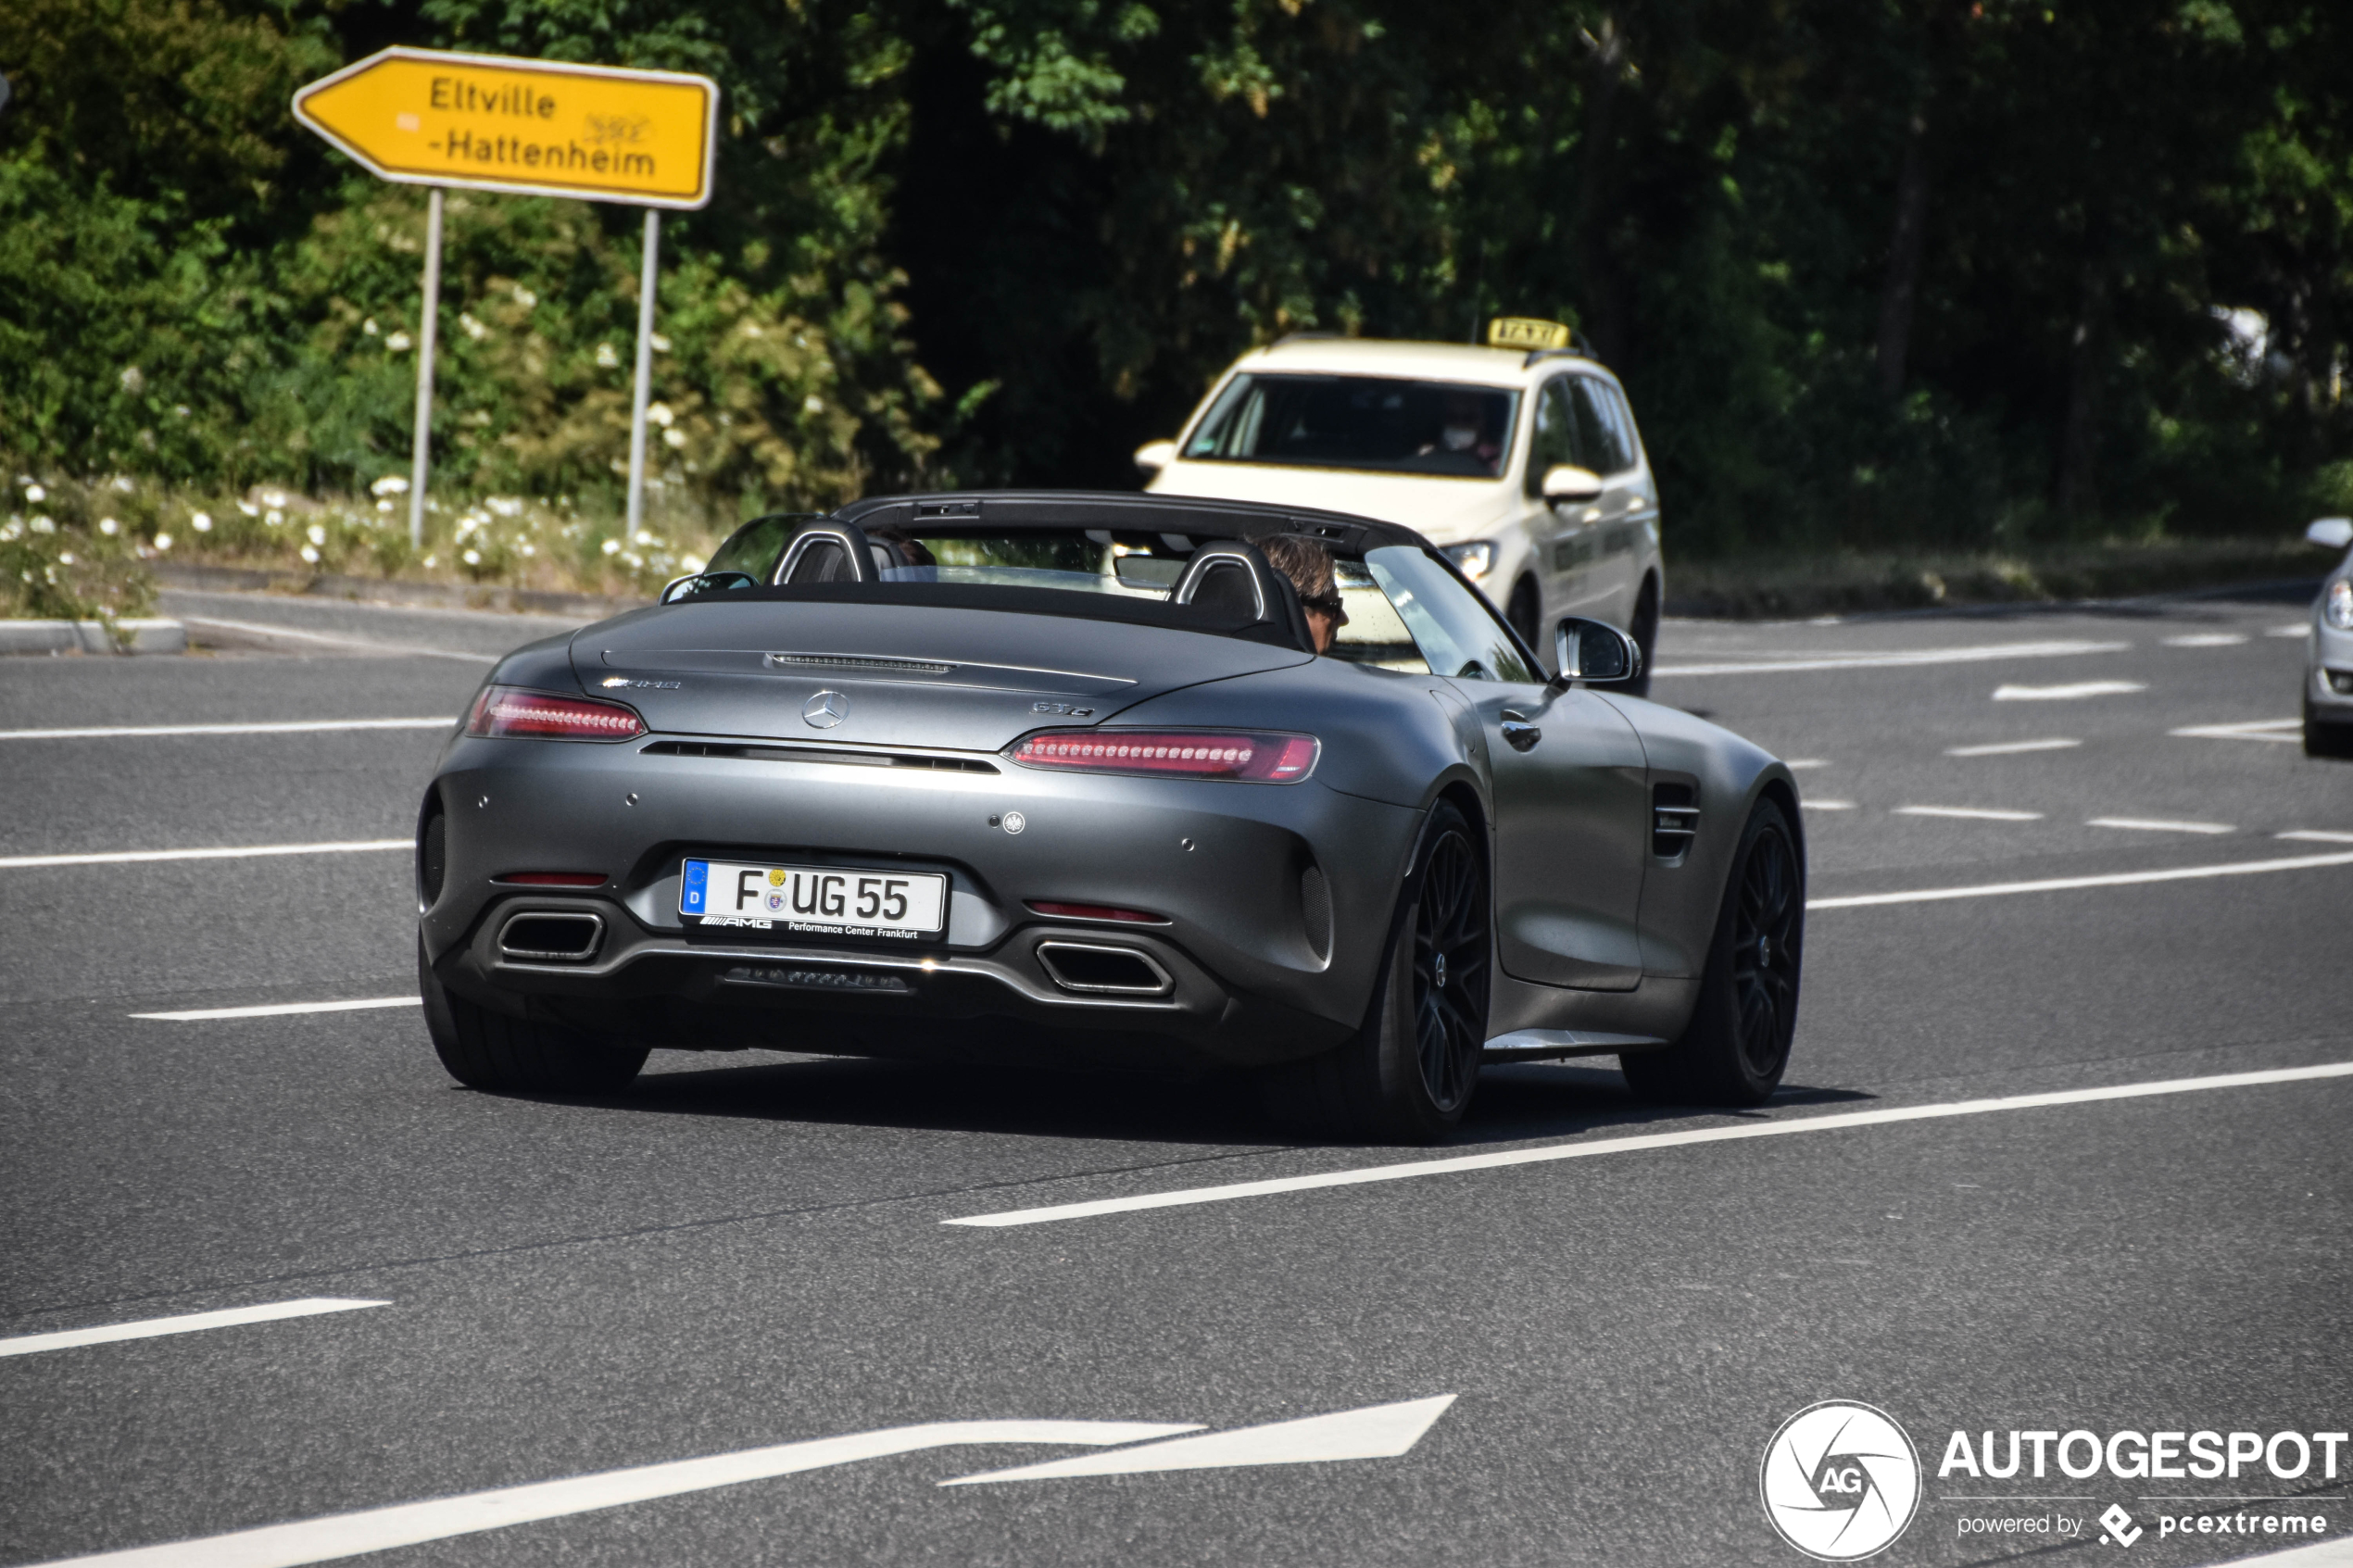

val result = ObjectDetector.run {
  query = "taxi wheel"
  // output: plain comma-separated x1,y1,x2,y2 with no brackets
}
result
1265,801,1490,1143
2305,699,2353,759
1606,579,1659,699
418,936,648,1095
1622,798,1801,1107
1506,578,1541,653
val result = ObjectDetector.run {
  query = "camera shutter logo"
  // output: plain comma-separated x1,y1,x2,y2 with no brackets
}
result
1760,1401,1922,1560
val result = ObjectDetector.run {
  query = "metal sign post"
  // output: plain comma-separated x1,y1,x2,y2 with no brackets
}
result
294,47,718,550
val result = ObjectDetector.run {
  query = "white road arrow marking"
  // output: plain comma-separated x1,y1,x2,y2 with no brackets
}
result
940,1396,1457,1485
31,1421,1202,1568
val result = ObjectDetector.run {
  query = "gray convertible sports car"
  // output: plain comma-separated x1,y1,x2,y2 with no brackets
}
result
416,491,1805,1139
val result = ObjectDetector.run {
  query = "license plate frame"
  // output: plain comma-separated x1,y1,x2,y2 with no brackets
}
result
682,858,948,940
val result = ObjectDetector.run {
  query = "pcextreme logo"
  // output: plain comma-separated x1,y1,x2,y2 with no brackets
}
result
1761,1401,1923,1561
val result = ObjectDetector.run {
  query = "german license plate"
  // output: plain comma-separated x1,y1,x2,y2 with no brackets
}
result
682,859,947,939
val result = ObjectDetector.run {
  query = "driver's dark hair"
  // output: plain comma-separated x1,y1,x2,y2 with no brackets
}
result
1259,533,1336,606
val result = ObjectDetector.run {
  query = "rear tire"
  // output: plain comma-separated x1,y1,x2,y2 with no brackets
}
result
2305,698,2353,759
1264,802,1491,1143
419,936,648,1094
1622,797,1802,1107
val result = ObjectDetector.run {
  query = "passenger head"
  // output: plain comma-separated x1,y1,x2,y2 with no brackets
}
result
1260,535,1346,654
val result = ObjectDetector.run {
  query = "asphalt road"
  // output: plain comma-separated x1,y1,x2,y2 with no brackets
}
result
3,585,2347,1568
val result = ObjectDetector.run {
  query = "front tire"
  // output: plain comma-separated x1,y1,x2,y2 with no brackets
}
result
1265,801,1491,1142
419,937,648,1094
2305,697,2353,759
1623,797,1802,1106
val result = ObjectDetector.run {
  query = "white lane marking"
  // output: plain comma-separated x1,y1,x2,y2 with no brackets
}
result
0,718,455,741
1994,681,2146,701
2172,718,2302,744
1800,799,1856,811
0,840,408,871
1944,737,2080,757
943,1061,2353,1229
0,1298,386,1359
1783,759,1831,769
2281,829,2353,845
178,616,494,664
1656,639,2130,678
1895,805,2044,822
2161,633,2248,647
36,1421,1202,1568
2088,816,2234,835
132,997,421,1022
2220,1534,2353,1565
942,1397,1456,1486
1805,849,2353,909
2267,624,2310,638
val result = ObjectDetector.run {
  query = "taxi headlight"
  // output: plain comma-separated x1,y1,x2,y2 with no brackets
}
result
2327,579,2353,631
1441,540,1495,582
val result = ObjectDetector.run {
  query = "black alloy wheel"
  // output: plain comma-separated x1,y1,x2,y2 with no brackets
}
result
1622,797,1803,1106
1411,822,1490,1113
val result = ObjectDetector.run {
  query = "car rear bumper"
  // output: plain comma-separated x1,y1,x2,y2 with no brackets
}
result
419,732,1423,1068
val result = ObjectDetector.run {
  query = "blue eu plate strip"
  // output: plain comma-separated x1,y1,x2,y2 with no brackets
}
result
682,858,708,913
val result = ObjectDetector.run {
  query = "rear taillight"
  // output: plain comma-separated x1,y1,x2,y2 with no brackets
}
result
465,685,645,742
1006,729,1319,783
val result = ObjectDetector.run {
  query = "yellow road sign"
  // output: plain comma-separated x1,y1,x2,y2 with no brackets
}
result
295,47,718,209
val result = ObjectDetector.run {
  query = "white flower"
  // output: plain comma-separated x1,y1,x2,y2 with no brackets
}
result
651,332,672,353
191,512,212,532
0,521,19,541
113,476,135,493
57,551,75,565
24,483,44,502
486,496,522,517
371,475,409,497
385,332,413,352
173,405,191,418
595,343,620,369
154,533,173,551
622,551,643,568
363,319,379,335
459,313,487,341
266,509,284,527
520,542,535,557
422,554,438,567
600,537,622,556
461,547,482,565
99,517,120,534
511,284,538,307
31,516,56,534
260,489,286,508
742,322,763,338
119,366,145,394
804,395,825,415
634,529,657,546
306,523,326,546
663,427,687,449
681,554,706,572
299,545,320,564
646,401,674,427
376,499,394,514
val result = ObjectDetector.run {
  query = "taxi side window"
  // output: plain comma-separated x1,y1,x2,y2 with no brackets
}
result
1364,546,1537,684
1569,378,1634,476
1523,378,1584,496
1600,382,1644,469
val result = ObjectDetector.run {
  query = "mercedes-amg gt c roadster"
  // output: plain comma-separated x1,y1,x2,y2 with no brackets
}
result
416,491,1806,1139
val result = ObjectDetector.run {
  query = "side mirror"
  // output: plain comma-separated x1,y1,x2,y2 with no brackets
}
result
1550,616,1643,688
1134,439,1178,477
2308,517,2353,550
1541,464,1604,506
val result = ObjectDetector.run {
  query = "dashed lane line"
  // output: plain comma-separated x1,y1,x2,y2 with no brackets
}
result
2089,816,2236,835
1944,737,2080,757
2280,829,2353,845
132,997,421,1022
1994,681,2147,700
1799,799,1856,811
942,1060,2353,1228
0,1298,386,1359
1895,805,2045,822
0,840,409,871
0,718,455,741
1655,638,2130,678
1804,849,2353,909
2172,719,2302,744
2161,633,2249,647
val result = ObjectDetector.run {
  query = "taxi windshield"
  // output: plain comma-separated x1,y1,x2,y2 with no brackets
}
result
1183,373,1519,479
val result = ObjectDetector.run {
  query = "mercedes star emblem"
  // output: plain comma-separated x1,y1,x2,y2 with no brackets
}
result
801,689,849,728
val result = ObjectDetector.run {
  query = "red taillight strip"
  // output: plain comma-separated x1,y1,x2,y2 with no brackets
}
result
495,872,610,887
465,686,645,741
1005,729,1319,784
1026,900,1168,924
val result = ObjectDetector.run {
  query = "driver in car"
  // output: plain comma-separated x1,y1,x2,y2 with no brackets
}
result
1260,535,1349,654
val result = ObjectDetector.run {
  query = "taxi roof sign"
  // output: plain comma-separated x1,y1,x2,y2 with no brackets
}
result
1486,317,1574,352
294,47,718,209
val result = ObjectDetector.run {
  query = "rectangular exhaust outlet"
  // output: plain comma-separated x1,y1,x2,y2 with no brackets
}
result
1035,941,1173,996
498,911,605,962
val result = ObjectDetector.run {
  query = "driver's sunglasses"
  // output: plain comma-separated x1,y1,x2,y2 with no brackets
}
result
1300,589,1349,623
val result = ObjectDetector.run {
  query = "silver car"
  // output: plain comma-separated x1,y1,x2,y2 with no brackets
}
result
2307,517,2353,759
414,493,1803,1140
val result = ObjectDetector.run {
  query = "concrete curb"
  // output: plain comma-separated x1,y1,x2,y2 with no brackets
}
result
157,562,647,619
0,619,188,656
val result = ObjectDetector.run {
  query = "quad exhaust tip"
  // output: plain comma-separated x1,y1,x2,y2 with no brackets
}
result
498,910,605,962
1035,941,1173,996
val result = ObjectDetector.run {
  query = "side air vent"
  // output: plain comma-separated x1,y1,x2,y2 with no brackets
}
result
1300,863,1332,960
640,740,999,774
1036,942,1174,997
1652,782,1699,860
499,911,605,962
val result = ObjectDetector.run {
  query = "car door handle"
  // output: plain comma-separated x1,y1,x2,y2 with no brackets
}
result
1499,711,1541,751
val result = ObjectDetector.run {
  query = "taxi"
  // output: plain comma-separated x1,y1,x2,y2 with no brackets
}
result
1134,319,1665,685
